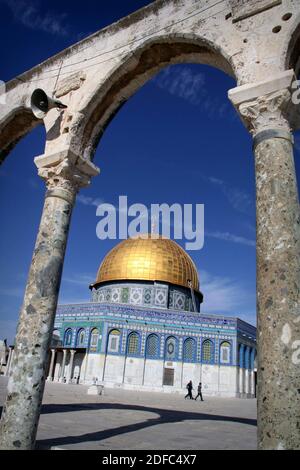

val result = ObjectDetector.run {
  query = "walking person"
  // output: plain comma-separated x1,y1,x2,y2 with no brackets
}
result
195,382,204,401
185,380,194,400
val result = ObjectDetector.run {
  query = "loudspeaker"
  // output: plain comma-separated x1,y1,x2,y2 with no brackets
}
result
30,88,67,119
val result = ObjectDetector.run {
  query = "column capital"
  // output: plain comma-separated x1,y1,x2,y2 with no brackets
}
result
228,70,300,137
34,150,100,203
239,89,291,135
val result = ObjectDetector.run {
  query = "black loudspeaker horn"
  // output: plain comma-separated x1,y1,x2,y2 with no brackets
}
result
30,88,67,119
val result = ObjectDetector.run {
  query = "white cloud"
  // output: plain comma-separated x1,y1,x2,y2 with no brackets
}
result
152,65,237,120
1,0,69,36
206,230,255,247
199,270,256,324
207,175,254,215
153,66,206,106
77,194,104,207
62,273,94,286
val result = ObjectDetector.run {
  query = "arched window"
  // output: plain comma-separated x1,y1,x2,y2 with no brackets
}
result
202,339,214,363
220,341,231,364
239,344,245,368
183,338,196,362
107,329,121,353
250,348,256,370
76,329,85,348
165,336,176,361
245,346,251,369
51,329,62,347
127,332,139,355
90,328,99,352
64,328,73,347
146,334,159,358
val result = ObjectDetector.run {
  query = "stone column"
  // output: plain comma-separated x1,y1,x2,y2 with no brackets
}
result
59,349,68,383
244,346,250,397
4,347,13,377
250,348,256,397
0,151,99,450
238,344,245,397
229,70,300,449
67,350,76,384
46,349,56,382
250,370,255,397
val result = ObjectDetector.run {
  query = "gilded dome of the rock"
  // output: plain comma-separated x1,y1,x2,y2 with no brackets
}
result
95,235,199,291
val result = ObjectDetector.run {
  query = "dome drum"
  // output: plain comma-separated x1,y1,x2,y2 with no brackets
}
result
90,279,203,312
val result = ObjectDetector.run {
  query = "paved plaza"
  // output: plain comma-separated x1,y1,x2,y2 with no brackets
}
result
0,377,257,450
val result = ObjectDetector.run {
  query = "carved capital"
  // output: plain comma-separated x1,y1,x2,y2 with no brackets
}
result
38,158,92,194
35,150,100,203
239,89,291,135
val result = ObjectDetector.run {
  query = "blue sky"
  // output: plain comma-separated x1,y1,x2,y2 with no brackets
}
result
0,0,299,343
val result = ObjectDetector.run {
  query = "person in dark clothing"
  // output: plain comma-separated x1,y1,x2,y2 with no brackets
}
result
185,380,194,399
195,382,204,401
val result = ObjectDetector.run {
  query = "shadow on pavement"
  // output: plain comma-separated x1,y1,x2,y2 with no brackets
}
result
31,401,256,449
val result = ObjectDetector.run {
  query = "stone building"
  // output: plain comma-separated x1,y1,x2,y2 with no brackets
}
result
46,235,256,397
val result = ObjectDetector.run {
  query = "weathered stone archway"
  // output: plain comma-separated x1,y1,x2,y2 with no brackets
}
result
0,106,40,164
73,34,236,160
0,0,299,450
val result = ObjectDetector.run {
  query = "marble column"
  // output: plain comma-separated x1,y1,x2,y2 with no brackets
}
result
250,370,255,397
0,151,99,450
46,349,56,382
238,344,245,397
250,349,256,397
59,349,68,383
244,346,250,397
67,350,76,384
229,71,300,449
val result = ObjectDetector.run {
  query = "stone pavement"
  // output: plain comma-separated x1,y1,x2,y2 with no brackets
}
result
0,377,257,450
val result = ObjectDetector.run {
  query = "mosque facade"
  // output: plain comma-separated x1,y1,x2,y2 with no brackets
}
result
46,236,256,398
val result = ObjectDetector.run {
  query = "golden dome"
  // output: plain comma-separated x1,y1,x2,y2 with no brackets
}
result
95,235,199,291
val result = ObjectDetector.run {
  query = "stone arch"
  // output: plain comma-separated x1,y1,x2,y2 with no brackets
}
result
0,107,40,165
76,33,237,160
284,12,300,77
